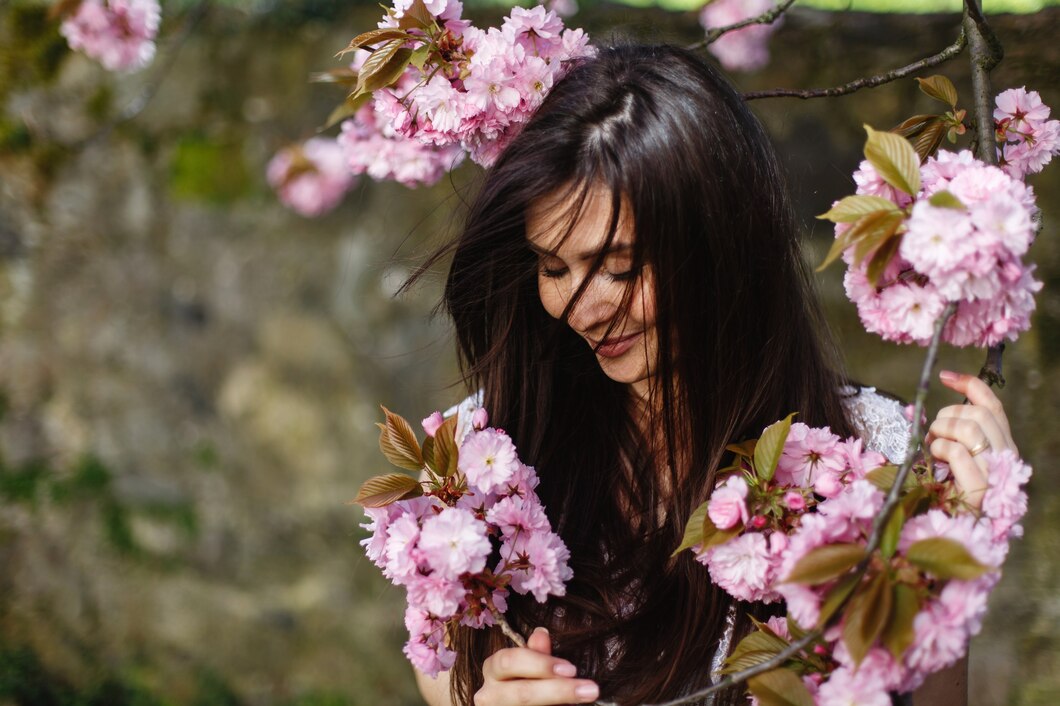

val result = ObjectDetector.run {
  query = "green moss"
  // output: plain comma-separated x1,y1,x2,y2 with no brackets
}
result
0,459,49,505
169,134,252,205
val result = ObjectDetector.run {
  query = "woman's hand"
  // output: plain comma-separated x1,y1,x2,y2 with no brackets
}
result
926,370,1018,510
474,627,600,706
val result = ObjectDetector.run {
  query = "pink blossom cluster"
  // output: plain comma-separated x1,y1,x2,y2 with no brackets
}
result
60,0,161,72
994,87,1060,180
338,100,465,188
703,419,1032,703
372,2,594,166
266,137,355,217
696,423,888,603
360,405,572,676
698,0,782,73
840,149,1042,348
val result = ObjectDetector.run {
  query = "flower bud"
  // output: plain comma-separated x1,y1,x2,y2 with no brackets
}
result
783,490,806,511
422,411,445,437
472,407,489,431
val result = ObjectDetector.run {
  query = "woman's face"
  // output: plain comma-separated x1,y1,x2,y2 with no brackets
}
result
526,184,658,402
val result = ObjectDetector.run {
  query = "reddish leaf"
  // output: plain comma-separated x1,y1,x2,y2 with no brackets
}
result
431,415,459,478
818,572,861,628
842,571,893,666
882,583,920,659
378,406,424,471
916,75,959,108
336,28,412,57
353,473,423,507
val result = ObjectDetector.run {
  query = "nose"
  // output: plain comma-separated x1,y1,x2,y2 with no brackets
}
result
566,276,619,335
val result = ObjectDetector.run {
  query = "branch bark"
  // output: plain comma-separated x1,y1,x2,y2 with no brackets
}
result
962,0,1006,387
743,32,966,101
688,0,797,52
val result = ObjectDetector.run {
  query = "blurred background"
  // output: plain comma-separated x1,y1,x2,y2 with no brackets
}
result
0,0,1058,704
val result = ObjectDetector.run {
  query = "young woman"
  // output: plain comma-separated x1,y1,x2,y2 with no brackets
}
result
407,43,1017,706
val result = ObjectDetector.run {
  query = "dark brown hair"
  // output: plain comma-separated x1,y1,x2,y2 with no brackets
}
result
411,42,856,706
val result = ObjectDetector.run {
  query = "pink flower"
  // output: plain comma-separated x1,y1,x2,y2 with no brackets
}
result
60,0,160,72
698,0,781,73
876,282,947,344
707,475,749,529
459,428,520,494
407,573,466,617
418,507,491,579
981,449,1032,540
471,407,489,431
775,423,845,488
994,86,1051,126
267,138,355,217
817,479,884,527
782,490,806,511
383,514,423,583
701,532,779,603
504,530,573,602
485,495,550,539
422,411,445,437
904,579,991,676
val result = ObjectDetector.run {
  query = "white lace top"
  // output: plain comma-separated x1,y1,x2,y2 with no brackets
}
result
448,386,913,696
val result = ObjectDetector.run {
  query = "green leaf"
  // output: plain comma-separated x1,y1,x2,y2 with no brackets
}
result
882,583,920,660
881,505,905,559
785,543,865,586
321,91,372,131
906,537,991,580
928,190,966,210
817,209,904,273
916,75,959,108
864,124,921,197
865,232,903,287
865,464,906,491
754,413,796,483
409,44,431,71
378,406,424,471
817,572,861,628
672,501,709,557
336,28,412,57
842,571,893,666
352,473,423,507
722,629,790,674
431,415,459,478
700,513,741,551
747,669,815,706
726,439,757,460
900,485,933,517
817,195,900,224
850,211,904,267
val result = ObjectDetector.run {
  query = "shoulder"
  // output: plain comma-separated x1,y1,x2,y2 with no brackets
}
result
839,384,911,464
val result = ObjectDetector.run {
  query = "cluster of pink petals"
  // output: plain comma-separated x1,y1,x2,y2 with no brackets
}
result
359,405,571,677
60,0,161,72
266,137,356,217
698,0,782,73
839,148,1043,348
339,95,465,188
373,2,594,167
697,424,887,605
994,87,1060,180
746,431,1030,702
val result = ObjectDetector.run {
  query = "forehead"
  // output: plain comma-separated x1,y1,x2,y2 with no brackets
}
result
525,183,634,255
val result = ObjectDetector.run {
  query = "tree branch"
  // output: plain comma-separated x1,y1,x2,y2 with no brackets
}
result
962,0,1006,387
626,303,957,706
742,31,966,101
687,0,797,52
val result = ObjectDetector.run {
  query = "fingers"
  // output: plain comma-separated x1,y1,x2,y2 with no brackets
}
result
938,370,1014,442
475,676,600,706
929,437,987,510
526,627,553,656
482,646,578,682
926,416,1006,472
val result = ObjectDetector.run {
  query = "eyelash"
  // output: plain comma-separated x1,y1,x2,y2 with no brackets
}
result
540,267,637,282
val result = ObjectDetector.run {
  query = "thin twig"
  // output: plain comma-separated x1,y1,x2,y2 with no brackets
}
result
742,31,966,101
492,610,527,648
637,303,958,706
688,0,797,51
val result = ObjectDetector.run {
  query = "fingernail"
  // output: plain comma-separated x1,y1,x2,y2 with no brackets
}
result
940,370,959,382
533,626,549,637
575,684,599,702
554,662,577,677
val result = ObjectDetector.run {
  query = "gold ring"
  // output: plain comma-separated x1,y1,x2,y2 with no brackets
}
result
968,438,991,457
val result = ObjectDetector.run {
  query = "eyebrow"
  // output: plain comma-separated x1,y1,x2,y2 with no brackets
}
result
527,241,632,261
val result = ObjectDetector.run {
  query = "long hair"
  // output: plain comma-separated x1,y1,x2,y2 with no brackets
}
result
410,43,856,705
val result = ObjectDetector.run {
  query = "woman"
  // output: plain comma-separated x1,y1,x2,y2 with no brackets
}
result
407,43,1017,706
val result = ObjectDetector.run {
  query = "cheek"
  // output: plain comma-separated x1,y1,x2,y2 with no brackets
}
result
537,276,568,321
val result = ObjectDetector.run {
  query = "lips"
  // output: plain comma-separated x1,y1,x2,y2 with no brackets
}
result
592,331,642,358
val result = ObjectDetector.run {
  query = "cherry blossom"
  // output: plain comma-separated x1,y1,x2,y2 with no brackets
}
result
60,0,160,72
